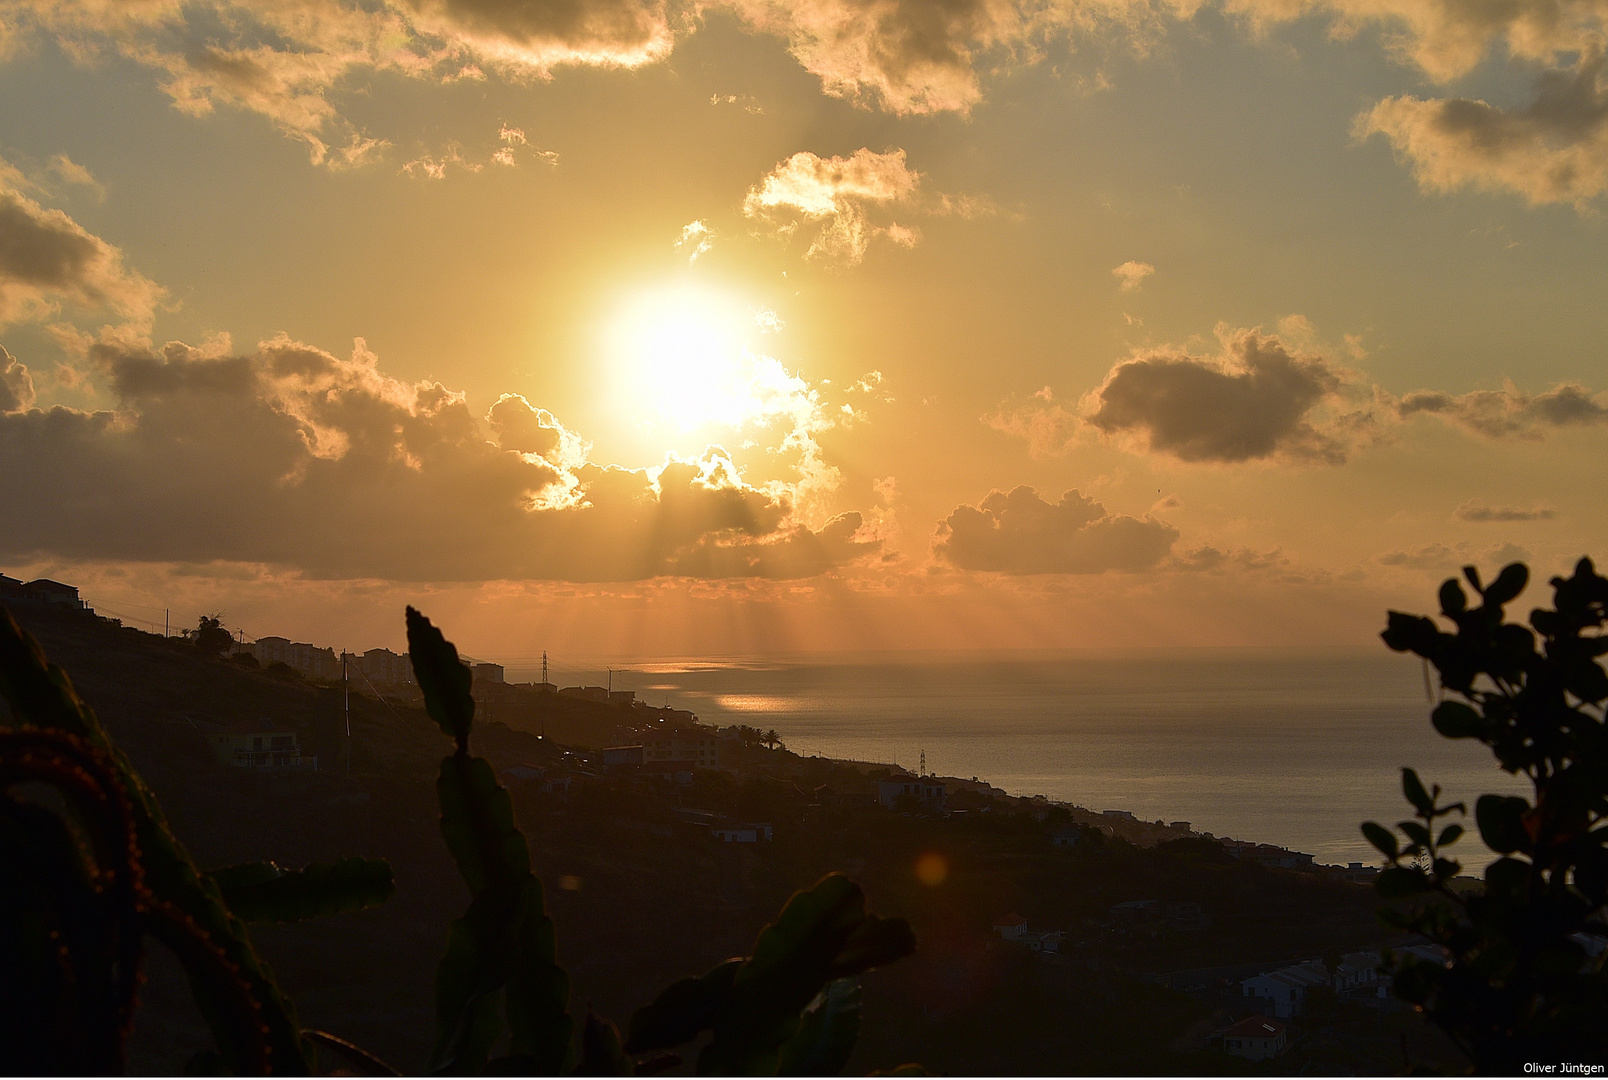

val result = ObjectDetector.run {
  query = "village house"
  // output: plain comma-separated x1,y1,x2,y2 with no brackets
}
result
1241,952,1384,1017
643,728,718,769
991,912,1065,954
1221,1015,1287,1061
351,647,412,687
0,575,91,611
204,719,316,771
1222,840,1316,870
601,745,645,767
247,636,340,681
877,774,947,811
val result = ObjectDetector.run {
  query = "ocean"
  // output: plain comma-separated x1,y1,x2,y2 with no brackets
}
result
517,650,1530,870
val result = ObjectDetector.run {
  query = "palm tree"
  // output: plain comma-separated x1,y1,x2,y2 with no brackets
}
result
762,729,783,751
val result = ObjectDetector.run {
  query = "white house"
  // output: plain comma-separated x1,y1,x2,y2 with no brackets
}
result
877,774,947,811
1241,962,1330,1017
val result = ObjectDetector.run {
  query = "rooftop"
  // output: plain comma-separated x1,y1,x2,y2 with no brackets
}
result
1224,1015,1286,1039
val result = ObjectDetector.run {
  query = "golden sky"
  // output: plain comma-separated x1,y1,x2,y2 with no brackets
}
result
1,0,1605,660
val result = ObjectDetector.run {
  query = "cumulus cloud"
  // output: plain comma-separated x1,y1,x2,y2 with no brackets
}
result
1358,56,1608,206
7,0,1608,192
718,0,1176,115
1391,380,1608,437
1112,260,1154,290
1455,501,1557,522
0,335,878,581
933,486,1178,574
0,0,669,166
1084,327,1364,463
743,148,933,265
0,163,162,329
0,345,34,412
992,325,1608,467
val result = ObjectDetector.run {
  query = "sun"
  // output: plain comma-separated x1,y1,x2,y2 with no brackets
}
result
605,283,770,431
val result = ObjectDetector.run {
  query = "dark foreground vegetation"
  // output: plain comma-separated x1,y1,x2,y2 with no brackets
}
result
2,560,1602,1074
1368,558,1608,1071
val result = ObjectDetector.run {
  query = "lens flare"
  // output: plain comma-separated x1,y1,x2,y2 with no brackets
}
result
915,852,949,886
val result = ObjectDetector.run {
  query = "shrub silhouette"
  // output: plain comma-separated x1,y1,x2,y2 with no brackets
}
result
0,605,915,1074
1368,557,1608,1070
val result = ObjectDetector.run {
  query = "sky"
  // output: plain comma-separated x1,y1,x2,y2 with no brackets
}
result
0,0,1605,663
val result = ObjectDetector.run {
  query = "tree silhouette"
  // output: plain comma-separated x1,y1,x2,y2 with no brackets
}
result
192,613,233,656
1366,558,1608,1070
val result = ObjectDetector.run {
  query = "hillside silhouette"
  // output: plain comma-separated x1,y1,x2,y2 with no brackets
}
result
3,602,1460,1074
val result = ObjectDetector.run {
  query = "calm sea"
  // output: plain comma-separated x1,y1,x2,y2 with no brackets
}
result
515,651,1529,869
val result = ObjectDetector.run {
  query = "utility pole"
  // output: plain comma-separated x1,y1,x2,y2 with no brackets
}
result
343,651,351,777
164,609,169,638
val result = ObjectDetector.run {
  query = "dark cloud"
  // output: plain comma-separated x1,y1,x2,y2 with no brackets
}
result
993,325,1608,468
0,172,161,327
933,486,1177,574
1455,501,1557,522
1359,55,1608,206
0,336,876,581
487,392,569,457
1394,381,1608,437
0,346,33,412
1085,328,1356,463
406,0,669,56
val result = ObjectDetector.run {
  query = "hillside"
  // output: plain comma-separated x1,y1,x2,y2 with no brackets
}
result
3,603,1458,1074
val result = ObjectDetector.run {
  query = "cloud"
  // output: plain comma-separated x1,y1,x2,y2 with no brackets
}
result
716,0,1172,115
0,345,34,412
676,219,713,263
933,486,1178,574
46,154,104,199
984,386,1082,457
1221,0,1605,84
1358,56,1608,206
743,148,934,265
403,0,671,68
1455,501,1557,522
1392,380,1608,437
0,335,879,581
1377,540,1533,572
993,324,1608,466
1170,544,1285,572
0,0,669,166
1084,327,1365,463
0,163,163,329
1112,260,1154,290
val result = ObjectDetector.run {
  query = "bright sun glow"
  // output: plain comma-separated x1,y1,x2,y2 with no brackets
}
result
607,284,803,431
